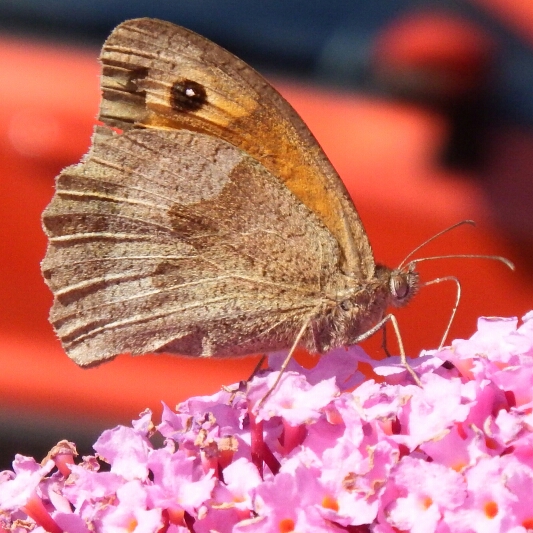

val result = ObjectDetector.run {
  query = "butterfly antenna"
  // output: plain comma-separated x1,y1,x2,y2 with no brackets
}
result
397,221,514,350
408,254,514,270
398,220,476,270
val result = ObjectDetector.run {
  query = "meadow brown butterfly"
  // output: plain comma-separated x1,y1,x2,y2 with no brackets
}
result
42,18,420,367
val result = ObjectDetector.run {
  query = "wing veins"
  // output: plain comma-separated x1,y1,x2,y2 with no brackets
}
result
64,292,316,345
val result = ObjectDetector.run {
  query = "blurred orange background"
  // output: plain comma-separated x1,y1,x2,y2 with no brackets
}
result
1,0,533,467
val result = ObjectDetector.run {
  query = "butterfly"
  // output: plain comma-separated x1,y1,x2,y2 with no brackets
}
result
41,18,419,368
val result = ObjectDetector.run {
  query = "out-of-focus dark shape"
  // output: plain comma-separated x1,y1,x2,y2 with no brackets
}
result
371,12,496,169
370,9,533,264
483,127,533,267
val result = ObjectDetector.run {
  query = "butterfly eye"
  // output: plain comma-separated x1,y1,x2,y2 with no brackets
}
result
390,273,410,300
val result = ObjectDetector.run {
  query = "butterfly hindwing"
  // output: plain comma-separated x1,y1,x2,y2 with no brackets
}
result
42,128,341,365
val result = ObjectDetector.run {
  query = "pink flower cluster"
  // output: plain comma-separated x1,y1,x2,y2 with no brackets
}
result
2,313,533,533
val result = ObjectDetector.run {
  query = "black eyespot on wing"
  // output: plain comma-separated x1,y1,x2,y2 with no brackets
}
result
171,80,207,112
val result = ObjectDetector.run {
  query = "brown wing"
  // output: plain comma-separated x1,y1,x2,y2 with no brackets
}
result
42,128,341,366
99,18,375,279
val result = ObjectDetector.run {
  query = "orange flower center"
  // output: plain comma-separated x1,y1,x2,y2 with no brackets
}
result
422,496,433,509
522,517,533,529
322,495,339,512
484,501,498,519
279,517,295,533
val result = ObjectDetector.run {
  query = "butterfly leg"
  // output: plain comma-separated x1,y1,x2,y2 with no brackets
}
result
256,313,316,408
420,275,461,349
222,355,267,399
248,354,267,380
353,314,422,386
381,323,391,358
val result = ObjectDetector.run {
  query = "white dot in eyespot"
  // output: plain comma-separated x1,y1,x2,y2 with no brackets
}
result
185,88,196,97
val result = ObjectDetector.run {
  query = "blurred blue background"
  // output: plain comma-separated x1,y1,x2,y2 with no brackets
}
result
0,0,532,127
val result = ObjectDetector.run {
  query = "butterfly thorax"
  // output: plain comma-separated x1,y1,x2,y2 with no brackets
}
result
307,264,419,353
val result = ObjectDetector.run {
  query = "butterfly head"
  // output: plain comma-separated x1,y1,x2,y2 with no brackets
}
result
375,263,420,309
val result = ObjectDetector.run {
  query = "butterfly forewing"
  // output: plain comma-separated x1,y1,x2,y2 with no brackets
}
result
98,18,374,278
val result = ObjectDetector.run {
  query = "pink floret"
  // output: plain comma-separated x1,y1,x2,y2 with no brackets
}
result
2,312,533,532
